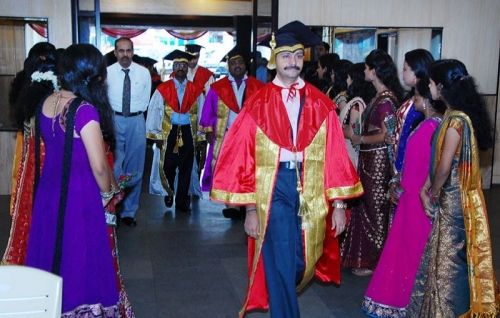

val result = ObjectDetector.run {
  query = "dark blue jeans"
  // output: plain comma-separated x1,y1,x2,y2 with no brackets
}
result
262,166,305,318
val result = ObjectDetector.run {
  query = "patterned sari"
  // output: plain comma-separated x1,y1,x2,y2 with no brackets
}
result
341,90,397,270
407,110,499,318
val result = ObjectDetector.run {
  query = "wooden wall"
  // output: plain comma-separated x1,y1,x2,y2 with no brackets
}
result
2,1,72,49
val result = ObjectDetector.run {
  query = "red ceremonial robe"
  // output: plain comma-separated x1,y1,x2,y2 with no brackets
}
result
192,66,214,91
211,81,363,317
199,76,264,191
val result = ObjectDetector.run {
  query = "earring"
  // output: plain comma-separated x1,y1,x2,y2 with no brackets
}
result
423,101,427,111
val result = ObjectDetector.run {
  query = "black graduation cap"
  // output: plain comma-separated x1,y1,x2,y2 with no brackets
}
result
185,44,203,56
140,56,158,67
260,20,322,70
221,46,250,63
163,50,194,63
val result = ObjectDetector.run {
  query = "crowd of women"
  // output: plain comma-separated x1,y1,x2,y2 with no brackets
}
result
315,47,498,317
1,38,498,317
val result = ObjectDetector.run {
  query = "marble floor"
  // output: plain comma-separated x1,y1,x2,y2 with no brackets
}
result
1,150,499,317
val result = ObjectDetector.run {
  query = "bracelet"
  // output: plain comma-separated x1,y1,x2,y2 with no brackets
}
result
332,201,347,209
100,189,114,200
360,136,365,144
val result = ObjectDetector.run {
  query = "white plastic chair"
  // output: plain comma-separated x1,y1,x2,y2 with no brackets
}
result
0,265,62,317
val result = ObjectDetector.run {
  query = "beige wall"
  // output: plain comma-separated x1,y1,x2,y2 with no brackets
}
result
279,0,500,187
83,0,252,16
279,0,500,95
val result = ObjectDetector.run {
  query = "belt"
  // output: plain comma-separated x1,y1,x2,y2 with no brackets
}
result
114,111,143,117
279,161,302,170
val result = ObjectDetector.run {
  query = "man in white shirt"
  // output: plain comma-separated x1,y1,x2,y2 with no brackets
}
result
107,37,151,226
198,46,264,219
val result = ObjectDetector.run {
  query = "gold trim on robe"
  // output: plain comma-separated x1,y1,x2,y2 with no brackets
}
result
212,99,231,171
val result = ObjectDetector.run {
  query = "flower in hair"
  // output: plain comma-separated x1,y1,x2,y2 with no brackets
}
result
31,70,60,92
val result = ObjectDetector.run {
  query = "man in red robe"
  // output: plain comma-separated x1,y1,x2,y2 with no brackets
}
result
184,44,215,197
199,46,264,219
146,50,203,212
210,21,363,317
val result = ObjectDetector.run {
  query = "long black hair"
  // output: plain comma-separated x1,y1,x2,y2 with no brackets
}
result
429,59,493,150
415,77,446,114
58,43,115,150
365,49,405,104
329,59,353,99
347,63,376,104
404,48,434,99
11,42,57,128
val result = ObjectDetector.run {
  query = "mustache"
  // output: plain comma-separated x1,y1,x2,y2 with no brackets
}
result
284,65,300,71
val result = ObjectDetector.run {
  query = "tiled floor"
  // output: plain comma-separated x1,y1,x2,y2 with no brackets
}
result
1,150,499,317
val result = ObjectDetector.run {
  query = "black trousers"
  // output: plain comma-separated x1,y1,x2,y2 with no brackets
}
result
163,124,194,210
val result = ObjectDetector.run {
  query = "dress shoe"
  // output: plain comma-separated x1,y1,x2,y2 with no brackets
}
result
175,204,191,213
164,196,173,208
121,217,137,227
222,207,245,220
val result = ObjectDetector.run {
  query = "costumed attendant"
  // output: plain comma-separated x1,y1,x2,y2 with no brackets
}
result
199,46,264,219
147,50,203,212
407,59,499,317
362,78,445,317
211,21,363,317
184,44,216,199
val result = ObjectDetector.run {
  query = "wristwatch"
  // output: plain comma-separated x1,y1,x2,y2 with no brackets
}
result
333,201,347,209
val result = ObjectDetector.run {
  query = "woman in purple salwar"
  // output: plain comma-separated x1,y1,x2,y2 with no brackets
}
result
24,44,128,317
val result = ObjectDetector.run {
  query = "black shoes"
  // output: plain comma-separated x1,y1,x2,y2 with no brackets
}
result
164,196,174,208
121,217,137,227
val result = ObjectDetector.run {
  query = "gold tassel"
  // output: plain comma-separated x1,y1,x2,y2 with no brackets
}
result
294,152,310,230
173,128,183,154
267,32,277,70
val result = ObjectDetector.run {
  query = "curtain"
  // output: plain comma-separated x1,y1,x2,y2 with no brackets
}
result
166,30,207,40
28,23,48,38
101,27,147,38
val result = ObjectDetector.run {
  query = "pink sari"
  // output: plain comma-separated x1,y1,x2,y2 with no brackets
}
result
362,117,440,317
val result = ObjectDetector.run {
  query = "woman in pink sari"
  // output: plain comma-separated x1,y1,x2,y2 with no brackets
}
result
362,78,445,317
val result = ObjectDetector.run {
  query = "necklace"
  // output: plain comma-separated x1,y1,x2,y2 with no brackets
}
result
52,92,62,137
51,90,77,136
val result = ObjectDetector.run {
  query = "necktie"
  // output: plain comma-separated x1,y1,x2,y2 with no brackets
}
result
286,82,299,102
122,69,131,116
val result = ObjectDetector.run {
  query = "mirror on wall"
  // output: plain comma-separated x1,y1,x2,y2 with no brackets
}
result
0,17,48,130
308,26,442,89
317,26,442,63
